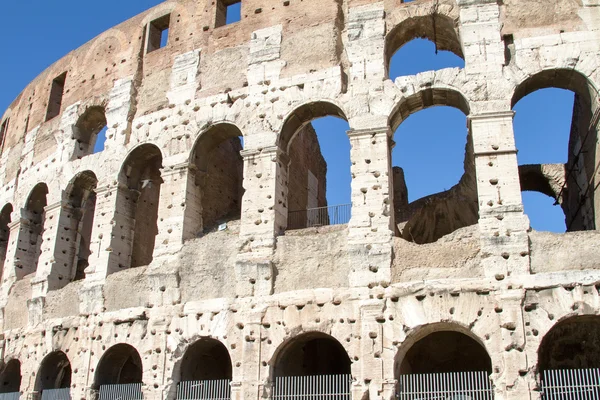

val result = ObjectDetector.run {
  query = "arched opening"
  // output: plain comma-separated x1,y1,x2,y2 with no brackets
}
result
386,14,463,79
66,171,98,281
272,332,351,399
0,204,13,280
119,144,163,268
0,359,21,395
95,344,143,398
22,183,48,279
391,89,477,244
175,338,232,399
35,351,71,396
279,103,351,231
190,123,244,235
73,106,107,159
512,69,600,232
395,329,492,398
538,315,600,396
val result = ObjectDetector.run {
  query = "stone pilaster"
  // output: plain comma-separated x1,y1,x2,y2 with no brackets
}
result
153,162,201,259
359,300,386,399
347,128,394,288
235,146,286,297
470,111,530,279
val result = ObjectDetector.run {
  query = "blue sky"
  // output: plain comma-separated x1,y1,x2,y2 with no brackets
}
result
0,2,570,233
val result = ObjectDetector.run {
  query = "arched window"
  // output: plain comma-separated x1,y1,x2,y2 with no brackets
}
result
22,183,48,279
512,70,599,232
395,328,492,398
95,344,143,399
272,332,352,399
0,204,13,280
538,316,600,396
0,359,21,395
66,171,98,281
279,103,351,230
390,89,476,243
175,338,232,399
35,351,71,395
189,123,244,236
119,144,163,268
73,106,107,159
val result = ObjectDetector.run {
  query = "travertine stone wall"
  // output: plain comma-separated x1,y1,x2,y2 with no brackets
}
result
0,0,598,399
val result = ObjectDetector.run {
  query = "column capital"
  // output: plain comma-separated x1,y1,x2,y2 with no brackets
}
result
241,146,289,164
160,161,196,178
468,110,515,123
44,200,71,214
347,127,391,138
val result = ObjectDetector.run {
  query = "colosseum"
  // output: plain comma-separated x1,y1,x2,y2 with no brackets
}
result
0,0,599,399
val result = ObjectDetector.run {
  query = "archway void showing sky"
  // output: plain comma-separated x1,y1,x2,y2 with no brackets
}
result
0,3,572,233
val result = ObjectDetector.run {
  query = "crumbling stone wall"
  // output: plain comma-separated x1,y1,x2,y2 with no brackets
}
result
0,0,598,400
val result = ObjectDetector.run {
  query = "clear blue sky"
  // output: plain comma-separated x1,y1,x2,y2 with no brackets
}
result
0,2,570,233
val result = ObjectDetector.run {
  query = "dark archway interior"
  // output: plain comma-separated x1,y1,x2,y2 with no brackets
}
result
180,339,232,382
36,351,72,391
95,344,143,387
121,145,163,268
398,331,492,375
274,333,351,377
25,183,48,276
74,106,107,158
67,171,98,281
0,204,13,278
0,360,21,393
539,316,600,372
191,124,244,233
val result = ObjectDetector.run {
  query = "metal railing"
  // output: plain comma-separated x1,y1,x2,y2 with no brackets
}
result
397,371,494,399
287,204,351,230
272,374,352,400
99,383,143,400
541,369,600,399
0,393,20,400
176,379,231,400
41,389,71,400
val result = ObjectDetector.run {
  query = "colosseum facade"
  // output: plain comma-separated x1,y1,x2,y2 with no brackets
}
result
0,0,599,399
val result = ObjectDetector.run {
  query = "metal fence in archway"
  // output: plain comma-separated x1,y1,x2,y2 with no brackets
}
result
541,369,600,399
397,371,494,399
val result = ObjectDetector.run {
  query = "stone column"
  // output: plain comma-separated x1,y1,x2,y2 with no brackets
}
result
347,128,394,287
235,146,287,297
153,162,201,259
237,311,263,400
470,111,530,279
79,183,136,314
359,301,386,400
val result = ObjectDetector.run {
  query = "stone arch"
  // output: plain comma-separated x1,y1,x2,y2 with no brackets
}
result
511,68,600,231
173,337,233,382
277,101,351,230
390,87,476,243
20,183,49,279
94,343,143,388
72,105,107,159
81,29,129,68
119,144,163,268
64,170,98,281
538,315,600,372
0,203,13,280
395,322,492,376
385,9,463,76
34,351,72,392
270,331,352,378
189,123,244,234
0,359,21,394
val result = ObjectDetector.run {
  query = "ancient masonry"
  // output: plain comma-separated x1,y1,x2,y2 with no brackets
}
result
0,0,599,399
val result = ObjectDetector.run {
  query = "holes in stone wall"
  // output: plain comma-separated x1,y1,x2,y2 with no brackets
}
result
190,123,244,236
0,118,9,153
94,344,143,388
177,338,232,382
66,171,98,281
147,14,171,53
73,106,107,159
0,204,13,282
23,183,49,279
390,89,475,244
120,144,163,268
0,359,21,394
512,69,599,232
216,0,242,27
35,351,72,392
45,72,67,122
